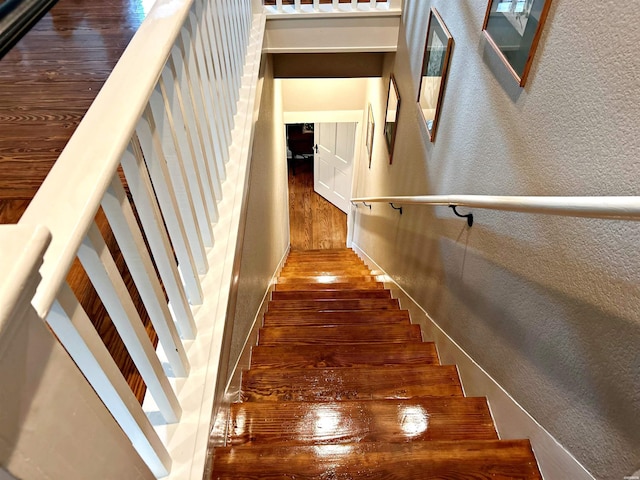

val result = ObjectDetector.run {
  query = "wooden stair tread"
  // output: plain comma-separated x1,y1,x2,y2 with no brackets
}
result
280,269,371,277
258,324,422,345
250,342,440,369
272,289,391,300
228,397,498,446
212,248,543,480
268,298,399,311
241,365,462,402
211,439,542,479
275,281,384,291
263,309,410,326
277,275,379,284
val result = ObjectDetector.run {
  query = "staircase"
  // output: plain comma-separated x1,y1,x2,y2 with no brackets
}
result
211,248,543,479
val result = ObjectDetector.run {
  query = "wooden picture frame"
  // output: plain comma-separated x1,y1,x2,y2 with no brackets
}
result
366,103,375,168
482,0,553,87
384,75,400,164
417,8,453,143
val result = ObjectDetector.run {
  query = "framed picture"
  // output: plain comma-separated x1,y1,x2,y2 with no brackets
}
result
418,8,453,142
482,0,553,86
384,75,400,164
366,103,375,168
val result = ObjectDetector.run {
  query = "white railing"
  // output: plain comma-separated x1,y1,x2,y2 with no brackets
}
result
351,195,640,220
264,0,398,15
1,0,265,478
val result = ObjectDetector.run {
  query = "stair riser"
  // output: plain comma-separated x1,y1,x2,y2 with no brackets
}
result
275,282,385,291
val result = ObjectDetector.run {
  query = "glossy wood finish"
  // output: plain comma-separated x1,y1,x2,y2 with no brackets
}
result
275,281,385,291
0,0,148,200
271,289,391,300
213,440,542,479
258,324,422,345
264,309,409,327
267,298,400,311
250,343,440,369
277,275,379,284
288,160,347,250
211,248,542,479
228,397,498,446
241,365,463,402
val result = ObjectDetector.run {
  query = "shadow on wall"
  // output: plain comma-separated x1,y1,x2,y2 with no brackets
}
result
437,221,640,480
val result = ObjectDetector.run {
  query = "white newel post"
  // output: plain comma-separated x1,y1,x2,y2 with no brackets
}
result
0,225,156,479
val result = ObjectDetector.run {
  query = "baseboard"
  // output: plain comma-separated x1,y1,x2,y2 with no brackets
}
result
351,243,595,480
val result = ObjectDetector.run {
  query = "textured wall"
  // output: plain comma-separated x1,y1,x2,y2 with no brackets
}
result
352,1,640,478
225,54,289,382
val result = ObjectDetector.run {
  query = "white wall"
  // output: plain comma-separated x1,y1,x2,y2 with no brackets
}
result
352,1,640,479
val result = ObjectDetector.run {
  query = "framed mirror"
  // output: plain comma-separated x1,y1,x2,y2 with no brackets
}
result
384,75,400,164
418,8,453,142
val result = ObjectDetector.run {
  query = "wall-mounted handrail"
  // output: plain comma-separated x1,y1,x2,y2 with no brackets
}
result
350,195,640,220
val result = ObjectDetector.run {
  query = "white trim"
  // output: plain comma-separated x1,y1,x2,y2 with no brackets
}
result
350,195,640,221
264,45,397,53
351,243,597,480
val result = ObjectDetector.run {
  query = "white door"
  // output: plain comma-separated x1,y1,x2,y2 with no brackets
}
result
314,122,356,213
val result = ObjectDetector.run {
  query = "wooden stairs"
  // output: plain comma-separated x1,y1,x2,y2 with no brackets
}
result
211,248,542,479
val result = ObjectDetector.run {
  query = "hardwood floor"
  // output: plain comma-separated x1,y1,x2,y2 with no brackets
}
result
0,0,147,199
288,159,347,250
210,249,543,479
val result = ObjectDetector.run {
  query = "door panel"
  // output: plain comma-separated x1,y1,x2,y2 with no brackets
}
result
314,122,356,214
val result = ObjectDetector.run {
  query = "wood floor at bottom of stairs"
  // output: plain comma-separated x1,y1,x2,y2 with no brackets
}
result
211,439,542,479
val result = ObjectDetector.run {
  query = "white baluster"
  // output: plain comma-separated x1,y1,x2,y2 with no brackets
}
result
151,82,215,249
144,97,209,271
160,65,218,223
48,284,171,476
136,117,204,305
101,176,190,377
120,144,197,339
167,47,222,207
77,222,182,424
206,2,234,146
178,28,224,201
201,0,232,163
313,0,319,12
187,9,227,184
